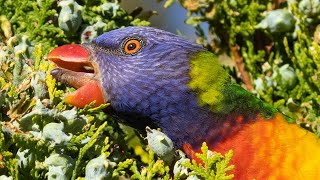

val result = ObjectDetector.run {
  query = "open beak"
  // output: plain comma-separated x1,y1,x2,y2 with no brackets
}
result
47,44,105,108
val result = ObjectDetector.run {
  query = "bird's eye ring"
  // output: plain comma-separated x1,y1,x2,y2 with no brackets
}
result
123,39,141,55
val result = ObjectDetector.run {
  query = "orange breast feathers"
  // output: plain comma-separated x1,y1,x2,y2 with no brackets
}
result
183,113,320,179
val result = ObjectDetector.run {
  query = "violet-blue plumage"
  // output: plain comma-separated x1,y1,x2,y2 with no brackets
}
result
83,27,218,147
83,26,276,148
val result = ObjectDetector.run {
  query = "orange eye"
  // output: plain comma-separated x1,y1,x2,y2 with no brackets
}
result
123,39,141,54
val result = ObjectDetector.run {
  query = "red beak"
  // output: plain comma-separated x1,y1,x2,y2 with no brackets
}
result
47,44,92,72
47,44,105,108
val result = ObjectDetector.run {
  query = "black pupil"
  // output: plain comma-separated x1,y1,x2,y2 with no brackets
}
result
127,42,136,50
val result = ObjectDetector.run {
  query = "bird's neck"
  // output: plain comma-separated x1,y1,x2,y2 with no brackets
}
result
157,84,279,149
158,104,261,149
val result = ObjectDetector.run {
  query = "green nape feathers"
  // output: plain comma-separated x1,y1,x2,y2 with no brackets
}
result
189,51,278,118
189,51,230,112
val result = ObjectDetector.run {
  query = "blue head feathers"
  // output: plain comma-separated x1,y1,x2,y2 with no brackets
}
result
86,26,212,147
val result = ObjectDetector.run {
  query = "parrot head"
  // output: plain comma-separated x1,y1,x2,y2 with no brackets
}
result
48,27,211,138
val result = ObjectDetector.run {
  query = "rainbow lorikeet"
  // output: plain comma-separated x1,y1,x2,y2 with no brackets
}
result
48,27,320,179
